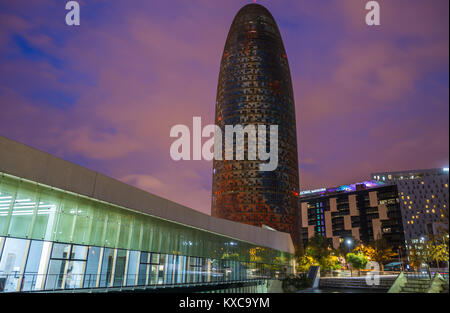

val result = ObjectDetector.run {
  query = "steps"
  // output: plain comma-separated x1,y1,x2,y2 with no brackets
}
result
441,282,449,293
399,279,430,293
319,276,396,292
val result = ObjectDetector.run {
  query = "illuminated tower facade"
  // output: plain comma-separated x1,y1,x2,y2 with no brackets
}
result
212,4,300,243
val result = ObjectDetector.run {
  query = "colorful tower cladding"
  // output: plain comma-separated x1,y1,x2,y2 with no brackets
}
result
212,4,300,243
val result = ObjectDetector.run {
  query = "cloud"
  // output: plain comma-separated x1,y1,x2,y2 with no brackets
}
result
0,0,448,211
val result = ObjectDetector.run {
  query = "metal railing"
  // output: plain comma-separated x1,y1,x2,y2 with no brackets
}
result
0,271,281,293
320,269,400,278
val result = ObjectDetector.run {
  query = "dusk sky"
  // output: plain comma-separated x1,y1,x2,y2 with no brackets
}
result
0,0,448,215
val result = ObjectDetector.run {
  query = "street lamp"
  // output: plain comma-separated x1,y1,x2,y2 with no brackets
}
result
345,238,353,253
345,238,354,276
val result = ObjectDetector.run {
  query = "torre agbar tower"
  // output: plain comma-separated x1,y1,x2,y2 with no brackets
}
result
212,4,300,243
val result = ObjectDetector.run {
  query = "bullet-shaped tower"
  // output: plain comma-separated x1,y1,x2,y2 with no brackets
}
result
212,4,300,243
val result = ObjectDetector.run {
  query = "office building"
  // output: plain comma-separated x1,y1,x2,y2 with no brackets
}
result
299,181,405,253
371,168,449,253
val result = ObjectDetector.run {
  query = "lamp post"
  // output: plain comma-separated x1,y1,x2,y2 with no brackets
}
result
398,248,403,272
345,238,353,276
346,239,353,252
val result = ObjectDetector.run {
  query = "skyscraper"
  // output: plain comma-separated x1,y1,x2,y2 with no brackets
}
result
211,4,300,243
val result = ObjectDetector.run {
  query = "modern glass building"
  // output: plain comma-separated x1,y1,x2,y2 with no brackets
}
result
212,4,300,243
0,136,294,293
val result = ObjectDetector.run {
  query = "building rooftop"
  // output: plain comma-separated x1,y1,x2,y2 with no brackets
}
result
299,180,388,199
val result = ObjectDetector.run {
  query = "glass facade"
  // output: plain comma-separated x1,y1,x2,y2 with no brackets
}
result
211,4,300,243
0,172,292,292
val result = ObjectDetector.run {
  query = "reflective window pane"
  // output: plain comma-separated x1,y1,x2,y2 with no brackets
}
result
99,248,114,287
126,251,138,286
83,246,100,288
51,243,70,259
22,240,44,291
45,259,66,290
0,238,28,292
113,249,126,287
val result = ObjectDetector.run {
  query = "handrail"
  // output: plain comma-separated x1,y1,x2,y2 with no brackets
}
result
0,272,284,293
320,269,400,278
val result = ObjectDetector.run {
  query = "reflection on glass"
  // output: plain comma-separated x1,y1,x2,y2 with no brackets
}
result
137,252,148,286
22,240,43,291
158,254,166,285
45,259,66,290
71,245,88,260
65,260,85,289
99,248,114,287
0,238,28,292
113,249,126,287
126,251,138,286
51,243,70,259
83,246,100,288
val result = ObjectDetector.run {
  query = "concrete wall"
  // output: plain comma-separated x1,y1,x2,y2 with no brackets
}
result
0,135,294,254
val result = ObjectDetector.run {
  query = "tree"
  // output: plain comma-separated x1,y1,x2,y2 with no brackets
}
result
296,254,318,273
408,247,424,270
295,235,341,272
432,243,449,268
307,235,332,261
366,238,397,271
422,235,449,269
320,255,341,271
353,244,375,260
346,253,369,276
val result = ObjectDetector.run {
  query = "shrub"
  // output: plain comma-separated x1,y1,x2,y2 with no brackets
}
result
346,252,369,270
281,274,313,293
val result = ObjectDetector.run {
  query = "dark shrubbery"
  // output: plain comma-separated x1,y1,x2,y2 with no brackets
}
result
281,273,313,293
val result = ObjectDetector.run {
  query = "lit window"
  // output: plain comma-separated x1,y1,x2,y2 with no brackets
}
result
421,181,424,185
402,196,405,200
410,201,413,204
445,184,448,188
432,209,435,213
427,199,430,203
411,221,414,224
432,195,435,198
407,196,410,200
426,205,429,209
408,206,411,209
426,210,430,213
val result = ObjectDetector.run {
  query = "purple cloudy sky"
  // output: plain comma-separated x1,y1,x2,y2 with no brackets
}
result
0,0,448,215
